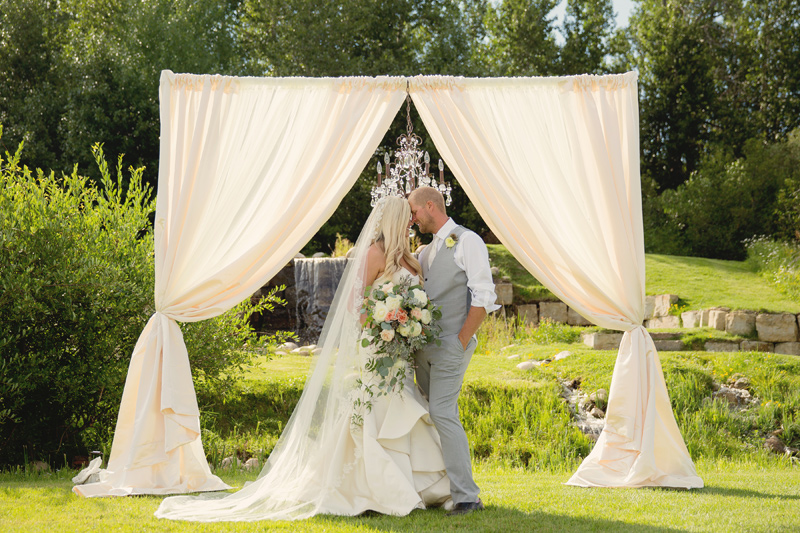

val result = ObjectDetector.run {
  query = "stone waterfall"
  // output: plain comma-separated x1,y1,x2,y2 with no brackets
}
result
294,257,349,342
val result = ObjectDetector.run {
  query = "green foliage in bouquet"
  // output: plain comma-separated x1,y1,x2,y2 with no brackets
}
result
352,278,441,426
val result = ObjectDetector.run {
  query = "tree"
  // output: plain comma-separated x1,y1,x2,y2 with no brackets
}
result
483,0,560,76
558,0,620,75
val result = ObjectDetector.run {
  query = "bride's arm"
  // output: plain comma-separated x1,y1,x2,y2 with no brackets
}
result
360,244,385,325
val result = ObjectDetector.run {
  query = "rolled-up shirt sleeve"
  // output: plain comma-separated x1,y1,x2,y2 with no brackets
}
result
455,231,501,313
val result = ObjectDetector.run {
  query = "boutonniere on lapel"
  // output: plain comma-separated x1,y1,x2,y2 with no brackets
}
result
445,233,458,248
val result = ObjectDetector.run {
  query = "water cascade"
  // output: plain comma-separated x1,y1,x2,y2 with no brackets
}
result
294,257,349,342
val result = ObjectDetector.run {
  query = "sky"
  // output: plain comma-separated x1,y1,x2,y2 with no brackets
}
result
552,0,636,29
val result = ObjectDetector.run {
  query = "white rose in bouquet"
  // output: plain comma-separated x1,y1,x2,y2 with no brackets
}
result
380,329,395,342
411,288,428,305
410,321,423,337
385,294,403,311
397,324,412,337
420,309,432,324
372,301,389,322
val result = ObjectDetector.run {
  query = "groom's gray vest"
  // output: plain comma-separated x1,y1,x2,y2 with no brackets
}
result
423,225,470,337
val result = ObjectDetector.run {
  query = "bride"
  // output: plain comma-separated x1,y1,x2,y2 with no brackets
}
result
156,196,452,522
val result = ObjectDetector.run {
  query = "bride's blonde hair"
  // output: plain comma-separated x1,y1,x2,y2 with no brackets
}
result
374,196,422,285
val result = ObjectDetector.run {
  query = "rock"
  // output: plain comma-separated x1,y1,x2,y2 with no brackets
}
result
553,350,572,361
646,316,680,329
708,309,728,331
507,354,520,360
243,457,260,471
500,344,517,352
740,340,774,353
654,339,684,351
565,378,581,389
494,282,513,305
539,301,568,324
490,266,500,277
516,361,535,371
775,342,800,356
31,461,50,473
590,407,605,418
311,347,323,355
220,456,239,470
681,310,702,328
726,311,756,336
567,307,592,326
756,313,799,343
280,342,299,351
644,295,656,320
311,252,327,258
764,436,787,455
713,386,751,407
653,294,679,317
582,331,623,350
730,376,750,390
589,389,608,404
294,252,305,258
698,309,711,327
516,304,538,326
274,350,288,357
704,341,740,352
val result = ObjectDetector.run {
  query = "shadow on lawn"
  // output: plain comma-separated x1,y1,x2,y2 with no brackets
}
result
698,484,800,501
318,506,680,532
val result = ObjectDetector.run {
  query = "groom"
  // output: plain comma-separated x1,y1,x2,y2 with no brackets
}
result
408,187,499,516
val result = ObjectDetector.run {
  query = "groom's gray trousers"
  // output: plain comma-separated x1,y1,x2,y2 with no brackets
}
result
414,223,480,504
415,334,479,504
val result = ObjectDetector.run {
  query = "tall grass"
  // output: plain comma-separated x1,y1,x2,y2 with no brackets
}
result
745,236,800,300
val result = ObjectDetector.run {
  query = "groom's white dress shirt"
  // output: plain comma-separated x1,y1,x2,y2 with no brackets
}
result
424,218,500,313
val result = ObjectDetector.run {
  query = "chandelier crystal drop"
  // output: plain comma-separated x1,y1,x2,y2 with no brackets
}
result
371,94,452,207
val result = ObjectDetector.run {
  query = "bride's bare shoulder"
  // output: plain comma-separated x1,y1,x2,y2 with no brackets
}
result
366,243,386,270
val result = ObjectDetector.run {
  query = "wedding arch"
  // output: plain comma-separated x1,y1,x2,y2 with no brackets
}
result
73,71,703,497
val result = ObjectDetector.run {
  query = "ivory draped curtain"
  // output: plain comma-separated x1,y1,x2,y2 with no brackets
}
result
409,74,702,488
75,71,702,498
73,72,407,497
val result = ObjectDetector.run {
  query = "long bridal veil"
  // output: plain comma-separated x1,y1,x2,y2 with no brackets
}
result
156,199,389,522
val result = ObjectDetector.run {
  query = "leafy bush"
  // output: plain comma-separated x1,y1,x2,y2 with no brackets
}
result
0,131,291,466
0,136,155,466
745,237,800,300
649,131,800,260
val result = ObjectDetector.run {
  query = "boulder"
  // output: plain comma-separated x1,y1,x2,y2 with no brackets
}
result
567,307,592,326
644,295,656,320
774,342,800,356
713,385,751,406
704,341,740,352
681,310,702,329
726,311,756,336
516,304,538,326
698,309,711,327
756,313,799,342
589,407,605,419
243,457,260,471
553,350,572,361
654,339,684,351
494,282,514,305
740,340,774,353
764,436,788,455
708,309,728,331
311,252,326,258
647,316,680,329
516,361,535,371
653,294,679,317
539,301,568,324
582,331,623,350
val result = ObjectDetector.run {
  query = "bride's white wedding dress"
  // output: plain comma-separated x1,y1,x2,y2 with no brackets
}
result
156,249,451,521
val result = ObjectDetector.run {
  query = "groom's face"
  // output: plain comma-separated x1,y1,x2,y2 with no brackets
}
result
409,198,434,235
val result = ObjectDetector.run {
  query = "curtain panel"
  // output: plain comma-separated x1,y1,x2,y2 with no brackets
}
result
74,72,406,497
409,74,702,488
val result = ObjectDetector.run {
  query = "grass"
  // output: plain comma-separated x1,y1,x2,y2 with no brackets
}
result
486,245,800,313
2,462,799,532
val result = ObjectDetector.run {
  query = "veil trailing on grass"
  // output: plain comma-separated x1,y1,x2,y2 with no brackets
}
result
155,199,388,521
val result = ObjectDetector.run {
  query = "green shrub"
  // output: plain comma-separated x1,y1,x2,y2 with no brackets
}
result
745,237,800,300
0,136,155,466
0,131,291,466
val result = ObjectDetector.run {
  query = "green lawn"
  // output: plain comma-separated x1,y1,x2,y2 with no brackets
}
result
486,246,800,313
2,463,798,532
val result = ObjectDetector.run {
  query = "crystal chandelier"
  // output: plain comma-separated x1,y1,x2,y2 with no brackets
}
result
371,94,452,207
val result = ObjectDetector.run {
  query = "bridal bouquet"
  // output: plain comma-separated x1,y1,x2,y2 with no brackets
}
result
352,278,441,425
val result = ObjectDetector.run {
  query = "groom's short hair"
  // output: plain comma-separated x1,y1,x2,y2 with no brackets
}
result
409,187,446,214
